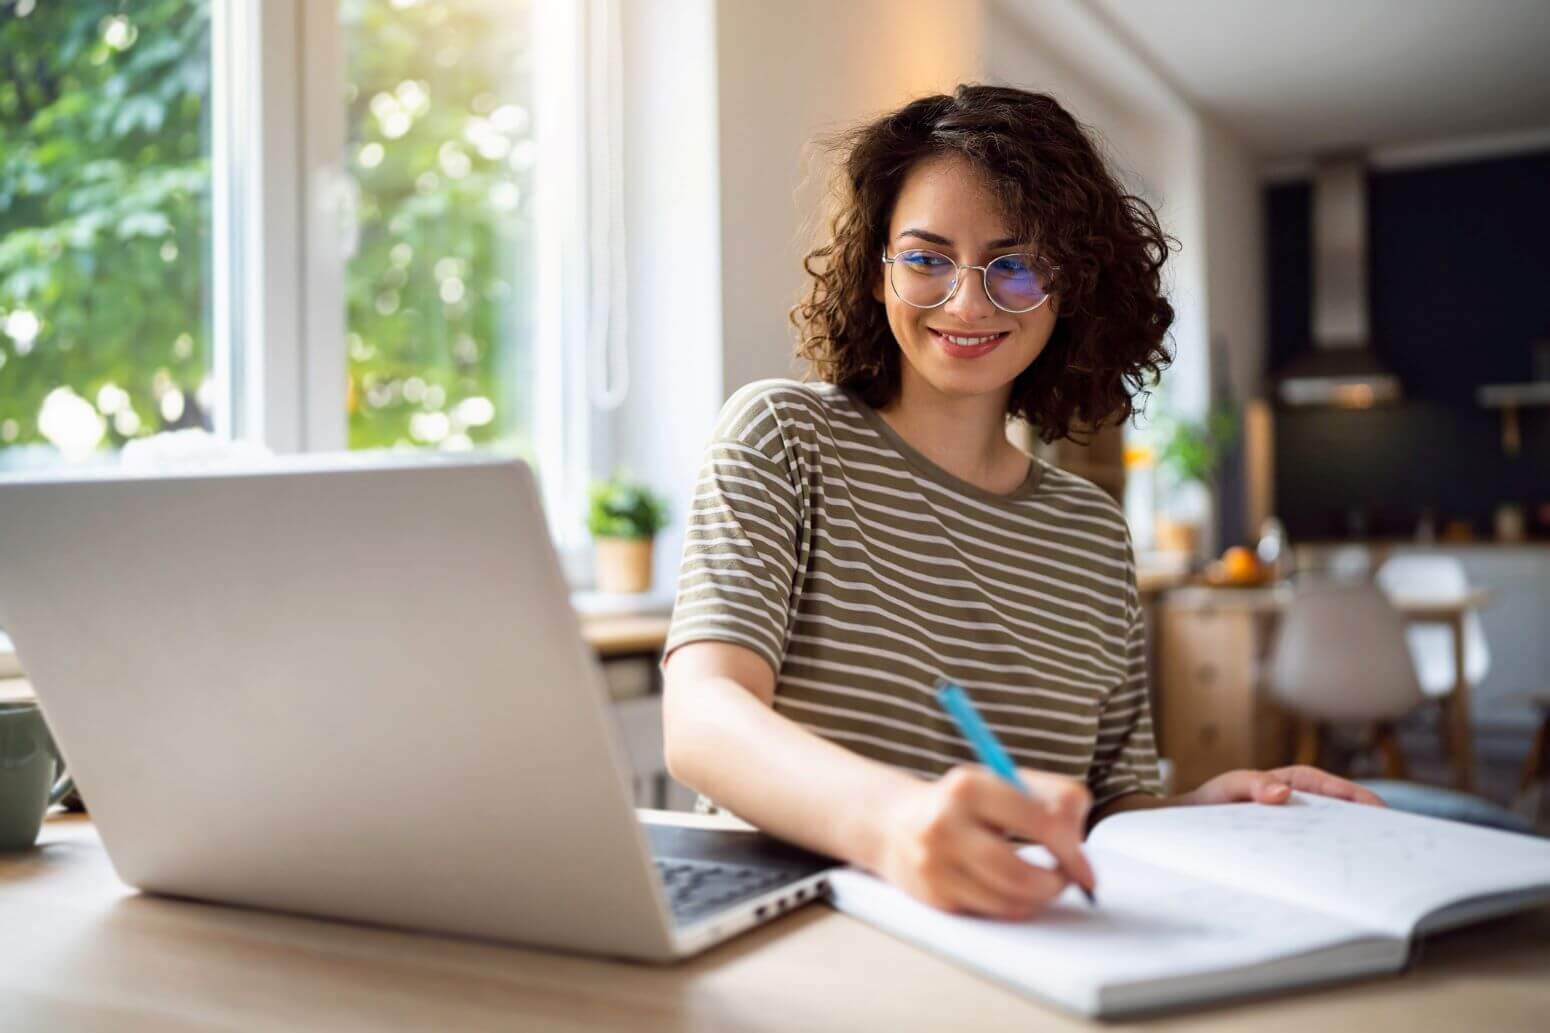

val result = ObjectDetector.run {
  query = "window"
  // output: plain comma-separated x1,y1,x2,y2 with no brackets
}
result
342,0,537,458
2,0,608,559
0,0,215,470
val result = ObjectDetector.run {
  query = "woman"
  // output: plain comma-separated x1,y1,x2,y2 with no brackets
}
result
661,84,1379,919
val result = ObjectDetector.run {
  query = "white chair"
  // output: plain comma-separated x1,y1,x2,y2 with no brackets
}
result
1266,579,1426,777
1324,545,1375,582
1374,555,1490,698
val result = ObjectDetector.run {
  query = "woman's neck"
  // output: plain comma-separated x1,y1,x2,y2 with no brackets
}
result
875,372,1029,495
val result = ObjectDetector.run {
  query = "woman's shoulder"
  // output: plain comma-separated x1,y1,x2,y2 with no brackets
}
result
712,378,853,441
1029,460,1134,553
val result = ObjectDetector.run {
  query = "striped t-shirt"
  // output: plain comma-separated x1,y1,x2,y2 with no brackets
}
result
664,379,1162,810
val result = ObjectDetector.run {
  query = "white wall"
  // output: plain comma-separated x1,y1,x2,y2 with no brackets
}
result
1199,114,1267,405
714,0,988,395
617,0,725,591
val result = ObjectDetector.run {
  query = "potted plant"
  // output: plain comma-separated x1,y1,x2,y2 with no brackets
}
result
1152,405,1237,562
587,474,669,594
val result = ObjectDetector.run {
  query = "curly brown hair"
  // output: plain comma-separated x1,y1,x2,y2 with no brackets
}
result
792,84,1175,443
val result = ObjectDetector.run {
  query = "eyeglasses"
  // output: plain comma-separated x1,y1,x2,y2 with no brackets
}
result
880,248,1053,314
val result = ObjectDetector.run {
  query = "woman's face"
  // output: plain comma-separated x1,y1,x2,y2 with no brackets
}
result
876,154,1058,405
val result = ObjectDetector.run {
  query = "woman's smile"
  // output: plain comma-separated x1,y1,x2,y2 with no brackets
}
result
927,327,1010,358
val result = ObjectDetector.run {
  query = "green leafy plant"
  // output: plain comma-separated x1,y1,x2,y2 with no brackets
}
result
1156,404,1238,487
586,474,667,540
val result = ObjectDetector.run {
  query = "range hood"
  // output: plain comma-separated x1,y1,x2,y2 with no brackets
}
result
1274,155,1402,408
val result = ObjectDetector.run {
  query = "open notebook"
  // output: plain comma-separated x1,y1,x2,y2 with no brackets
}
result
828,793,1550,1018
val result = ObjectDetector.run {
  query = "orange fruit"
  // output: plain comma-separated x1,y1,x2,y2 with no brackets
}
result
1221,546,1261,584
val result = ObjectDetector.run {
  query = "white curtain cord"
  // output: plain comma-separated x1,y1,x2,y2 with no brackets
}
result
586,0,629,411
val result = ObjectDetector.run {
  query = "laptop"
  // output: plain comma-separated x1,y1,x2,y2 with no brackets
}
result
0,453,835,961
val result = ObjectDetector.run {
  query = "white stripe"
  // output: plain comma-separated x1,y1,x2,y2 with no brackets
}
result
776,677,1101,739
799,569,1126,671
781,651,1101,711
806,502,1131,613
793,722,1089,773
787,620,1116,697
677,553,784,595
692,475,799,528
687,503,793,545
800,543,1128,663
778,695,1099,760
667,612,784,654
790,600,1123,687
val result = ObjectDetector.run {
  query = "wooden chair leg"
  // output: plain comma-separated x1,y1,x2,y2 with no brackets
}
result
1294,720,1322,767
1375,722,1408,780
1519,708,1550,796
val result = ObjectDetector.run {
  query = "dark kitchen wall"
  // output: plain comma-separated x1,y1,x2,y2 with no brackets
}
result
1267,150,1550,540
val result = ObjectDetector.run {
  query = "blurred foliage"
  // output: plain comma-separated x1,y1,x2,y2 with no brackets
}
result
1156,404,1239,487
587,474,668,541
0,0,536,462
0,0,213,456
342,0,535,453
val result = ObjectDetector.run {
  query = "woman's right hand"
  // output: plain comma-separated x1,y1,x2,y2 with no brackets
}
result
869,765,1095,919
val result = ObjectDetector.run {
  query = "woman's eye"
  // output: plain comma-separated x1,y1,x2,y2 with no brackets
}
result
996,256,1032,275
902,251,949,270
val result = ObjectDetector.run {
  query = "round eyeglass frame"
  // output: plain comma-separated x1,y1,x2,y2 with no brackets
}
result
880,248,1054,314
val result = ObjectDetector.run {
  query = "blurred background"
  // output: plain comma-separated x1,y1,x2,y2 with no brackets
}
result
2,0,1548,818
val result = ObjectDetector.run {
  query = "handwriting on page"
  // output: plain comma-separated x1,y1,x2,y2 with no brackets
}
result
1099,793,1550,934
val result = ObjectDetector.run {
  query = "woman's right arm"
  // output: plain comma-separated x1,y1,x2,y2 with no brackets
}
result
662,640,1096,918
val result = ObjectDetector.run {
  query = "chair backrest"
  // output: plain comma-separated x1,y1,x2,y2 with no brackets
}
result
1375,553,1491,688
1267,579,1426,722
1374,553,1468,601
1324,545,1374,582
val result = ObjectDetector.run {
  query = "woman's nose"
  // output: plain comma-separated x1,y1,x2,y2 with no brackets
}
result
944,267,997,321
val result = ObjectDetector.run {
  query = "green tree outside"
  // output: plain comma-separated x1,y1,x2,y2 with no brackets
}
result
0,0,534,464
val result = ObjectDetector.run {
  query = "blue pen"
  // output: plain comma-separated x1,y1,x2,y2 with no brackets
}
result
935,677,1097,906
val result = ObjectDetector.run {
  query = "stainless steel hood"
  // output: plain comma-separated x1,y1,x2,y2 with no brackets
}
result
1274,154,1402,408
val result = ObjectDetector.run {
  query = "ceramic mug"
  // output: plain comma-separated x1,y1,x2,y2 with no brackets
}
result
0,702,74,850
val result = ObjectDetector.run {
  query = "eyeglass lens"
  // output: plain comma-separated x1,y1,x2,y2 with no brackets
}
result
890,249,1048,312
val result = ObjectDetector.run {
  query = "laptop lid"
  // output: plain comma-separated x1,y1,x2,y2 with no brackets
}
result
0,455,679,959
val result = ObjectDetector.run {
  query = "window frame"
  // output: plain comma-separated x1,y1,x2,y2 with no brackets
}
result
215,0,607,569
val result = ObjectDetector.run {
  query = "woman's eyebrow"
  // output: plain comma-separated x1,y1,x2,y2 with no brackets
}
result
896,228,1023,250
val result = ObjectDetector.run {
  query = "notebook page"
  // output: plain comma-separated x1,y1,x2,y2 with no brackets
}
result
1088,793,1550,938
827,844,1386,1017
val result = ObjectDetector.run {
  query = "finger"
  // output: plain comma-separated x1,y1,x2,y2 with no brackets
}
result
970,769,1095,894
940,862,1042,919
1270,766,1386,806
961,828,1070,906
1227,763,1289,806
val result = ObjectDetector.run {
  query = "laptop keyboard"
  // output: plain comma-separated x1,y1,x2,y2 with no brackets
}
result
653,857,806,925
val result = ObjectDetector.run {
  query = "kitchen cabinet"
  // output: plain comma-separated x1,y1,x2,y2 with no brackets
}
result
1156,591,1292,794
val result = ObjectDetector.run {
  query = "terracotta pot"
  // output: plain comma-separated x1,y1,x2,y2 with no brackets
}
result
1154,517,1200,560
594,537,654,594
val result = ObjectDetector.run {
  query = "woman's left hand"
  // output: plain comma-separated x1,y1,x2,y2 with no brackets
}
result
1182,765,1386,808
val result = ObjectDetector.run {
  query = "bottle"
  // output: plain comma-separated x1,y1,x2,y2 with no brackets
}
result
1256,517,1288,582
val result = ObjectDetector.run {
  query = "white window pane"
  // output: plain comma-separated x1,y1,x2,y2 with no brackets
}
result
342,0,536,457
0,0,215,470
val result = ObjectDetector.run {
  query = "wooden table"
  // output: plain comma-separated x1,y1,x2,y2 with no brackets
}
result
579,612,672,660
3,812,1548,1032
1159,586,1493,792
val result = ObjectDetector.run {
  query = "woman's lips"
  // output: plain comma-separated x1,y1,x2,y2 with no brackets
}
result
929,328,1008,358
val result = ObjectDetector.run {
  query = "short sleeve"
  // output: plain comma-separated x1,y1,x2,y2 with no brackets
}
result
662,383,806,679
1085,551,1165,809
